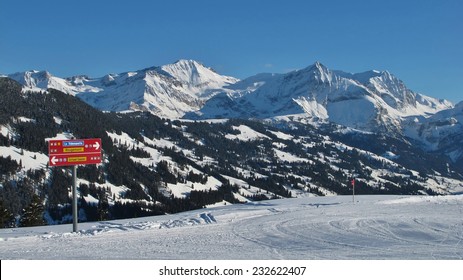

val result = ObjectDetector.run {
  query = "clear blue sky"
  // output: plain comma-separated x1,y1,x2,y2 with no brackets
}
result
1,0,462,102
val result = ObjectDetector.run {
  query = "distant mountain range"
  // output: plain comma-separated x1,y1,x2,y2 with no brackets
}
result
192,62,453,132
6,59,462,163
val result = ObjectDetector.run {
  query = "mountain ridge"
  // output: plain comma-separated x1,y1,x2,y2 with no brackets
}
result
7,59,239,119
7,60,454,119
191,61,453,135
7,60,461,162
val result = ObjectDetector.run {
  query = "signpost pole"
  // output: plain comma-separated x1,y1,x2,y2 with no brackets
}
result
72,165,78,233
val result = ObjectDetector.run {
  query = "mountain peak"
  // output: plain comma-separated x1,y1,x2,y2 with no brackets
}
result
312,61,328,71
314,61,322,67
174,59,203,65
168,59,211,73
8,70,53,89
160,59,238,89
304,61,332,84
161,59,212,86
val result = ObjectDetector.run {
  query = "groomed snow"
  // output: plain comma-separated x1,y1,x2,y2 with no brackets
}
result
0,195,462,260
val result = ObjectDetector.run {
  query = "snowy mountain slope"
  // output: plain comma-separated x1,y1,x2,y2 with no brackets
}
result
8,60,239,119
336,69,452,115
8,60,454,134
7,70,101,95
192,62,453,134
78,68,205,118
1,195,462,259
403,101,463,162
160,59,238,99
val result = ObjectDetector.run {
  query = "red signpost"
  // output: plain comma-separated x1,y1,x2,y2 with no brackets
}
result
48,138,102,166
48,138,102,232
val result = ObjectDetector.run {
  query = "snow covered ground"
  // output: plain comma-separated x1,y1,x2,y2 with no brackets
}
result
1,195,462,260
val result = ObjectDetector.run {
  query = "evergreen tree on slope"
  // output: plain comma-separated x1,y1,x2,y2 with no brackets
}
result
19,195,45,227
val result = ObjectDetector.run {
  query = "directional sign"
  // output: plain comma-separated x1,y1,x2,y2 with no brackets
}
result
48,138,102,167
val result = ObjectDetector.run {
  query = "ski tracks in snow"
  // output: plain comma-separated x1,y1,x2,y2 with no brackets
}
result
230,198,463,259
1,195,463,259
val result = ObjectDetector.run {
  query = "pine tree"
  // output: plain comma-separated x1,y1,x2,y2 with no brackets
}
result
19,195,45,227
0,199,15,228
97,192,110,221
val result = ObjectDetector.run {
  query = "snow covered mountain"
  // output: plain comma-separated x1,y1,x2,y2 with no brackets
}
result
404,101,463,163
190,62,453,134
9,60,452,129
8,60,460,156
8,60,238,119
7,70,95,96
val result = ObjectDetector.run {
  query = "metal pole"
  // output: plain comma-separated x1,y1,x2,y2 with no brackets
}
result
72,165,78,232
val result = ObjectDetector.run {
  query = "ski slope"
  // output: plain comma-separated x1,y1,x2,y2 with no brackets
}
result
0,195,462,260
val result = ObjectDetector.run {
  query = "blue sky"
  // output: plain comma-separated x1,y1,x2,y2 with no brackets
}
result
1,0,462,102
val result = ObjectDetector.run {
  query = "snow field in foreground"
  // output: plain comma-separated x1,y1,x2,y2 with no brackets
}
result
0,195,462,260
